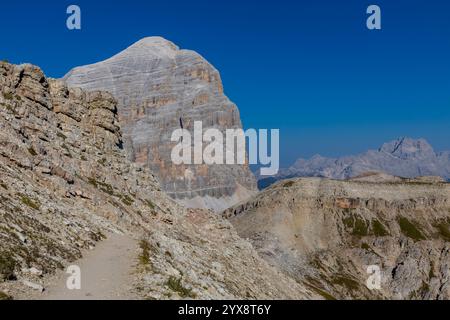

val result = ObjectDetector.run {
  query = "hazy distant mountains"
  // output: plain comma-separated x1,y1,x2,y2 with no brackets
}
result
259,137,450,189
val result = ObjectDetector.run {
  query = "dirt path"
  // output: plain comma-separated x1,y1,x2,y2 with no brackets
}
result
39,233,138,300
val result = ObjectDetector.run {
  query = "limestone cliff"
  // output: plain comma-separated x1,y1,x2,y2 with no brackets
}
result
63,37,257,212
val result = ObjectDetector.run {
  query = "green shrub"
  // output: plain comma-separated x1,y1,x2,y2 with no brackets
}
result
166,276,195,298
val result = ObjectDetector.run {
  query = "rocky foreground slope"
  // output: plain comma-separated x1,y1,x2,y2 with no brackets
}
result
224,176,450,299
63,37,257,212
259,137,450,189
0,62,316,299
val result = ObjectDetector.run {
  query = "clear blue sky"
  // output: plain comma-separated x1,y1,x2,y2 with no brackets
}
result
1,0,449,166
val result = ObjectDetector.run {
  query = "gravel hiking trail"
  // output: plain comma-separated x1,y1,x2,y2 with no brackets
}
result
38,233,138,300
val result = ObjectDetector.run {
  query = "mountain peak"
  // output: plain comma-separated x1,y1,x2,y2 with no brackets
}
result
379,137,434,159
128,36,179,51
258,137,449,188
63,37,257,212
111,36,180,61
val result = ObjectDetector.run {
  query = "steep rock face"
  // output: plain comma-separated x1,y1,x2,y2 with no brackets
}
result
224,178,450,300
259,137,450,189
63,37,256,211
0,61,316,300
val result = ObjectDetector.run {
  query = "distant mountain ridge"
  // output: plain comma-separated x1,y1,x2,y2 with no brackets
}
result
259,137,450,189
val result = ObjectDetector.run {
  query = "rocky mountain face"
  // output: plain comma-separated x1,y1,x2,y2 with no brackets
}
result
0,62,317,300
224,177,450,300
259,138,450,189
63,37,256,212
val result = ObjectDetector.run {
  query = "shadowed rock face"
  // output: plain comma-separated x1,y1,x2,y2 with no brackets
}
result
63,37,256,211
224,177,450,300
259,137,450,189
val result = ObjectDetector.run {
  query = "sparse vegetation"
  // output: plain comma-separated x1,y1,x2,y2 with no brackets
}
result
119,194,134,206
372,219,389,236
27,147,37,156
20,195,40,210
166,276,196,298
435,221,450,241
139,239,151,266
429,261,435,278
397,216,426,241
304,276,337,300
283,181,295,188
343,214,369,236
0,252,16,281
2,92,13,100
144,199,155,210
88,177,114,195
332,275,360,291
97,158,107,166
312,287,336,300
0,291,13,300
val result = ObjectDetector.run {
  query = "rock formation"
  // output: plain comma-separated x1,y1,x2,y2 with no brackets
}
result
259,137,450,189
0,61,316,299
224,177,450,299
63,37,257,212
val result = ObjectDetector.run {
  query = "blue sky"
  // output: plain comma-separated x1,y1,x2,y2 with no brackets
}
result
1,0,449,166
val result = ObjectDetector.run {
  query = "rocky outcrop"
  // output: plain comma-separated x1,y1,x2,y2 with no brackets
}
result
224,177,450,300
259,137,450,189
63,37,257,212
0,61,316,300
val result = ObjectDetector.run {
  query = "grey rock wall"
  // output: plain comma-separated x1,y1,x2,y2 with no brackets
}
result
63,37,256,211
